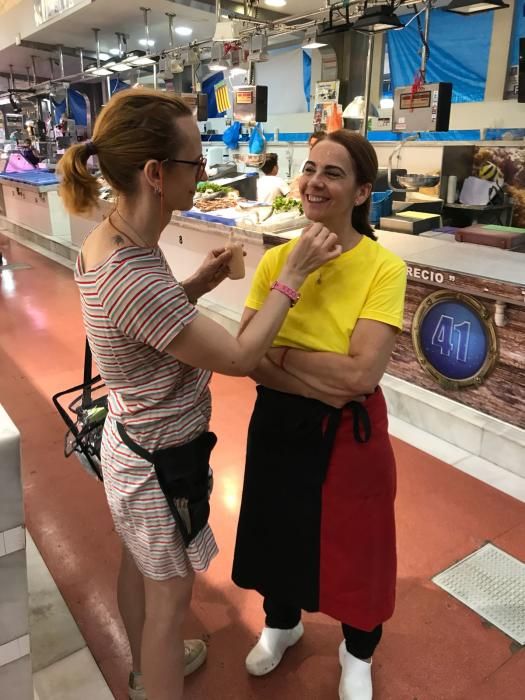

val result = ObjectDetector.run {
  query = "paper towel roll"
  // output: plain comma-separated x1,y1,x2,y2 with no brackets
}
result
447,175,457,204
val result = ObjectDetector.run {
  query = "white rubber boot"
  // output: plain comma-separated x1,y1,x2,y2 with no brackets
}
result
338,641,373,700
245,623,304,676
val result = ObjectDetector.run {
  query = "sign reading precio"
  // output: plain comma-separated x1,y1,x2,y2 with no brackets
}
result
407,265,446,285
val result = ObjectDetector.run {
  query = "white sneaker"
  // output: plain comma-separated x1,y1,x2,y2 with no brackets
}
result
245,623,304,677
338,641,373,700
128,639,207,699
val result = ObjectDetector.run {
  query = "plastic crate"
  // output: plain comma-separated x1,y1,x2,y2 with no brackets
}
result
370,190,393,225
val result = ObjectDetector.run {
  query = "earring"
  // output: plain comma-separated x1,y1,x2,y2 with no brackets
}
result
154,185,161,195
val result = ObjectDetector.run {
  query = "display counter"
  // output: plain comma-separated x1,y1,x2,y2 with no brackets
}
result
1,193,523,474
162,215,524,436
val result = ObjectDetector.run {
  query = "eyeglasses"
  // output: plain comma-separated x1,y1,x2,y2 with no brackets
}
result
163,155,207,182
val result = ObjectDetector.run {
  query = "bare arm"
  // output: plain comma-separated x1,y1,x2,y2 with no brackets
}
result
269,319,397,396
165,224,342,377
239,309,362,407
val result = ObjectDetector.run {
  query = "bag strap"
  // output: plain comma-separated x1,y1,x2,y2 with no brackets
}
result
82,338,102,408
116,422,154,464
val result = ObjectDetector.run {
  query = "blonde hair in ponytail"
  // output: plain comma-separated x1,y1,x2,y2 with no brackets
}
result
58,88,193,215
58,142,100,214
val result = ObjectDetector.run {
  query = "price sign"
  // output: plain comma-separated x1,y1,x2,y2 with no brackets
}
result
412,291,498,389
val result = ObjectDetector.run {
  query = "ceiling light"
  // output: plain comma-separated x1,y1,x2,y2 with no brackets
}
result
85,63,114,77
352,5,402,32
139,38,155,47
302,28,327,49
175,26,193,36
109,60,131,72
99,53,111,61
109,48,120,55
264,0,287,6
445,0,509,13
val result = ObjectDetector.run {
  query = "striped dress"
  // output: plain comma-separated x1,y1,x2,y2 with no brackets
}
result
75,245,218,579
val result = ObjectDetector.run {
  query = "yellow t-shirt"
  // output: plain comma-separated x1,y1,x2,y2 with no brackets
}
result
246,235,407,354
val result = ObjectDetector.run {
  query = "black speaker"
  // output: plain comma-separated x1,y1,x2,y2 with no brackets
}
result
519,37,525,104
255,85,268,122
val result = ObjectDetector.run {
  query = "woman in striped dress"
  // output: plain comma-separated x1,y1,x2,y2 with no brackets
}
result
58,89,342,700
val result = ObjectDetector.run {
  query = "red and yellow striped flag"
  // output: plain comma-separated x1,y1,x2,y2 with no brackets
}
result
214,81,231,114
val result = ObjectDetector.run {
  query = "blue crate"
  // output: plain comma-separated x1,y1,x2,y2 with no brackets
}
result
370,190,393,225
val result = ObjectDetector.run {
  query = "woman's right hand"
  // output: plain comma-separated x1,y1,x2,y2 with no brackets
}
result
283,223,342,282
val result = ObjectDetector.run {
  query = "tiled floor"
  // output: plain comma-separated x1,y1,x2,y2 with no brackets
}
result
1,232,525,700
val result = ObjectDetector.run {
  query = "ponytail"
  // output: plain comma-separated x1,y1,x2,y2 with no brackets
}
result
58,141,101,214
325,130,378,241
352,200,377,241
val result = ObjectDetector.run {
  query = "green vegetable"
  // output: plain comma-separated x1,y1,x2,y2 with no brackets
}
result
272,196,304,214
196,182,233,194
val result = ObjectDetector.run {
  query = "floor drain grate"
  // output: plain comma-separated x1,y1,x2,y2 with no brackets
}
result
433,543,525,644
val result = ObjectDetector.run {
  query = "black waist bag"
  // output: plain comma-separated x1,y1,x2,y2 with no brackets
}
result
116,423,217,547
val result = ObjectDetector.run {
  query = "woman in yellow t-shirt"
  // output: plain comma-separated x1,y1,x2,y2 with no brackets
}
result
232,131,406,700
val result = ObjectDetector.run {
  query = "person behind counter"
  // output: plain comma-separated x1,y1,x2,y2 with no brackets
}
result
256,152,290,204
232,130,407,700
58,88,342,700
20,139,40,167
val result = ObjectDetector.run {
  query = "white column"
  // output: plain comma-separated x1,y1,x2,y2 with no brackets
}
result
0,405,32,699
484,0,515,101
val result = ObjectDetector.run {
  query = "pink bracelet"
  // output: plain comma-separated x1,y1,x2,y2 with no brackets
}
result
270,281,301,307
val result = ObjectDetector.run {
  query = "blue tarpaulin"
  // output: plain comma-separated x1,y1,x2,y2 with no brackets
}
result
202,71,227,118
302,50,312,111
386,8,493,103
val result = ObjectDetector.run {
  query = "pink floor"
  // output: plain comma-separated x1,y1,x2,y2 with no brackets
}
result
1,233,524,699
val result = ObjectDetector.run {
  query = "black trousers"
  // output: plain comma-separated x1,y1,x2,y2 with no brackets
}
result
264,597,382,660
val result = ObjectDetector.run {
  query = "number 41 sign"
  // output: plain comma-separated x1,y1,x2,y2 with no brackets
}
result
412,291,498,390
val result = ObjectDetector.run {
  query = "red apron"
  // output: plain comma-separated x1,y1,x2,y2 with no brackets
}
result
232,387,397,632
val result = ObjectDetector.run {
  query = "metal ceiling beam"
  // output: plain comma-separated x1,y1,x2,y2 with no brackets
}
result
0,70,48,83
172,0,284,22
18,40,99,61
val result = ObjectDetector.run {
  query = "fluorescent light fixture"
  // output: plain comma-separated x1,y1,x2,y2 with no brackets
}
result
264,0,287,6
139,38,155,47
85,63,114,76
353,5,402,32
175,26,193,36
302,28,327,49
99,53,111,61
121,50,158,67
445,0,509,12
109,48,120,55
109,60,131,72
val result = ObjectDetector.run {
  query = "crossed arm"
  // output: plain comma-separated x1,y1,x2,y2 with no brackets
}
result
239,308,397,407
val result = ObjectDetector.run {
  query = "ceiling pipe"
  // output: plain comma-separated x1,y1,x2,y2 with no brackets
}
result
49,57,55,79
78,47,85,73
166,13,176,49
58,45,65,78
26,66,31,87
31,56,38,85
216,0,221,22
9,65,15,90
140,7,152,54
92,28,101,68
